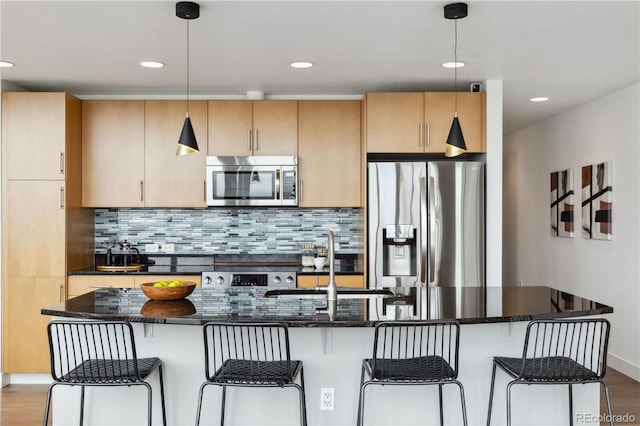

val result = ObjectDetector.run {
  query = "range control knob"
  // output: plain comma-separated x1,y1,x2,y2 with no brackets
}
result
286,275,295,285
273,276,282,284
216,276,225,285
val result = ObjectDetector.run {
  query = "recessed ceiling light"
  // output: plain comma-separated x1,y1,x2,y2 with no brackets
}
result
0,61,15,68
140,61,165,69
530,97,549,102
442,61,465,68
290,61,314,69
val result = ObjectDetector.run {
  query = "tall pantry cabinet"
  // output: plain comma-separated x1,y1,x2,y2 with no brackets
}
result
1,92,94,373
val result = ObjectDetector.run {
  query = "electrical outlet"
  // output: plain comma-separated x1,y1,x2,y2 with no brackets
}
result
334,242,340,252
145,243,159,253
160,243,175,253
320,387,334,411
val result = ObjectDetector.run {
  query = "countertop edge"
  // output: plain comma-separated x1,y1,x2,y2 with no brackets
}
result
41,306,614,327
41,286,614,327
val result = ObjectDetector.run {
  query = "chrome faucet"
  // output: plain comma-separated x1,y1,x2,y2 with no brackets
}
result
326,230,337,306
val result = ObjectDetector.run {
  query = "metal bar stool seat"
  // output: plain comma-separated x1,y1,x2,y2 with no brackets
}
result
214,359,304,385
195,322,307,426
486,318,613,426
494,356,601,382
61,358,163,383
44,320,167,426
364,355,456,381
358,321,468,426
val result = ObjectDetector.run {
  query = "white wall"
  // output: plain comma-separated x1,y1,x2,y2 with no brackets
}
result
503,83,640,380
483,80,503,287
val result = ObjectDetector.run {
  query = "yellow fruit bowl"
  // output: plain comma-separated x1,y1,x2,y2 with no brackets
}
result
140,281,196,301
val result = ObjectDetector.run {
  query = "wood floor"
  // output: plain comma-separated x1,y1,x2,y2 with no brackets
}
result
0,369,637,425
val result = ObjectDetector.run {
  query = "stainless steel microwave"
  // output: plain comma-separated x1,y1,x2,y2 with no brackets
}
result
206,156,298,206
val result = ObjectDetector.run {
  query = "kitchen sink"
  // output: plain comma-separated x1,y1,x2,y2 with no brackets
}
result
264,287,395,300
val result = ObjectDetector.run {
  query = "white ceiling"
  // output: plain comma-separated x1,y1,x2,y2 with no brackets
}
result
1,1,638,134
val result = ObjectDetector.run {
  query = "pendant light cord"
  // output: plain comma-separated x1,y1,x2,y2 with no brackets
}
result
186,19,190,117
454,18,458,115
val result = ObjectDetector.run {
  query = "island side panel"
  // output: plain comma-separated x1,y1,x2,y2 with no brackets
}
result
51,321,599,426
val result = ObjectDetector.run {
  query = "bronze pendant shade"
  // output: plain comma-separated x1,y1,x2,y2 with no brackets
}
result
444,2,468,158
176,2,200,156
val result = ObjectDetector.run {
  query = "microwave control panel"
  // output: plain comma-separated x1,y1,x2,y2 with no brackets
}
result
282,170,297,200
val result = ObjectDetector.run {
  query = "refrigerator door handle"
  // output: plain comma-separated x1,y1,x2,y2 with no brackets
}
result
420,174,427,286
429,175,437,286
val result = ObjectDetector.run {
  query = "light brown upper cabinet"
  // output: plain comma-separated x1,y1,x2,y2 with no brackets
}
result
82,100,145,207
82,100,208,207
208,100,297,156
365,92,485,154
144,100,208,207
298,100,362,207
3,92,72,180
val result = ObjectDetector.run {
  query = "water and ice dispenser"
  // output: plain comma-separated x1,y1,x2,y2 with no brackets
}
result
382,224,417,277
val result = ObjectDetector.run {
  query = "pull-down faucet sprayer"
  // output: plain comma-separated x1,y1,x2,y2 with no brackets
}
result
326,230,337,305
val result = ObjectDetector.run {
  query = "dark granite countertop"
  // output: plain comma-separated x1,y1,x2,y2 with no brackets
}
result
42,286,612,327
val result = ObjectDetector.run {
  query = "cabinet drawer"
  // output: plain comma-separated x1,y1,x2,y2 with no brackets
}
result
297,275,364,289
67,275,135,298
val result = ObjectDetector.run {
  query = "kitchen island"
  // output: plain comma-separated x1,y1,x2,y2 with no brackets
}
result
42,286,612,425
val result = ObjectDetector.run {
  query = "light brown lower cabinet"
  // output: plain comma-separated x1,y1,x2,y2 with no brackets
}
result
67,275,135,298
67,275,202,298
2,277,64,374
297,275,364,289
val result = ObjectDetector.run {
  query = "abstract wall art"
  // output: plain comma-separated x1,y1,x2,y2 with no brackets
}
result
581,162,612,240
550,168,574,238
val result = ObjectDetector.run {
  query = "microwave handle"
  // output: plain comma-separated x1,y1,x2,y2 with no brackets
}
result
275,169,281,200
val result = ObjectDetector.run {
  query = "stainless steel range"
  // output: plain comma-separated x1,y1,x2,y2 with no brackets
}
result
201,254,297,289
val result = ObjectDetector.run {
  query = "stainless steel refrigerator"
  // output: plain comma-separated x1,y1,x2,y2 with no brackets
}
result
368,161,485,317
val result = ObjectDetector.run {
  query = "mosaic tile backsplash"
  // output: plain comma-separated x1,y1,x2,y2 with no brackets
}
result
95,208,363,254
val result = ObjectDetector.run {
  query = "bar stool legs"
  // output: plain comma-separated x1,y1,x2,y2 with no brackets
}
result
486,319,613,426
196,322,307,426
357,321,467,426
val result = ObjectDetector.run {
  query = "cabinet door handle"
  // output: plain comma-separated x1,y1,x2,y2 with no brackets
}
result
419,124,424,146
254,129,259,151
203,180,206,202
299,179,303,202
140,180,144,202
59,284,64,302
426,123,431,147
59,187,65,209
59,151,65,175
247,129,252,151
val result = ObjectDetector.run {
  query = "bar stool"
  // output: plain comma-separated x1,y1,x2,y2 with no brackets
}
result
195,322,307,426
357,320,468,426
44,320,167,426
486,318,613,426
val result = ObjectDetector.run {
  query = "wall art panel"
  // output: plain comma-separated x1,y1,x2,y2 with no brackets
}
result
550,168,574,238
581,162,612,240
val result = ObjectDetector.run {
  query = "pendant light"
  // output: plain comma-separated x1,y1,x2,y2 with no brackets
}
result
176,2,200,156
444,2,468,158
